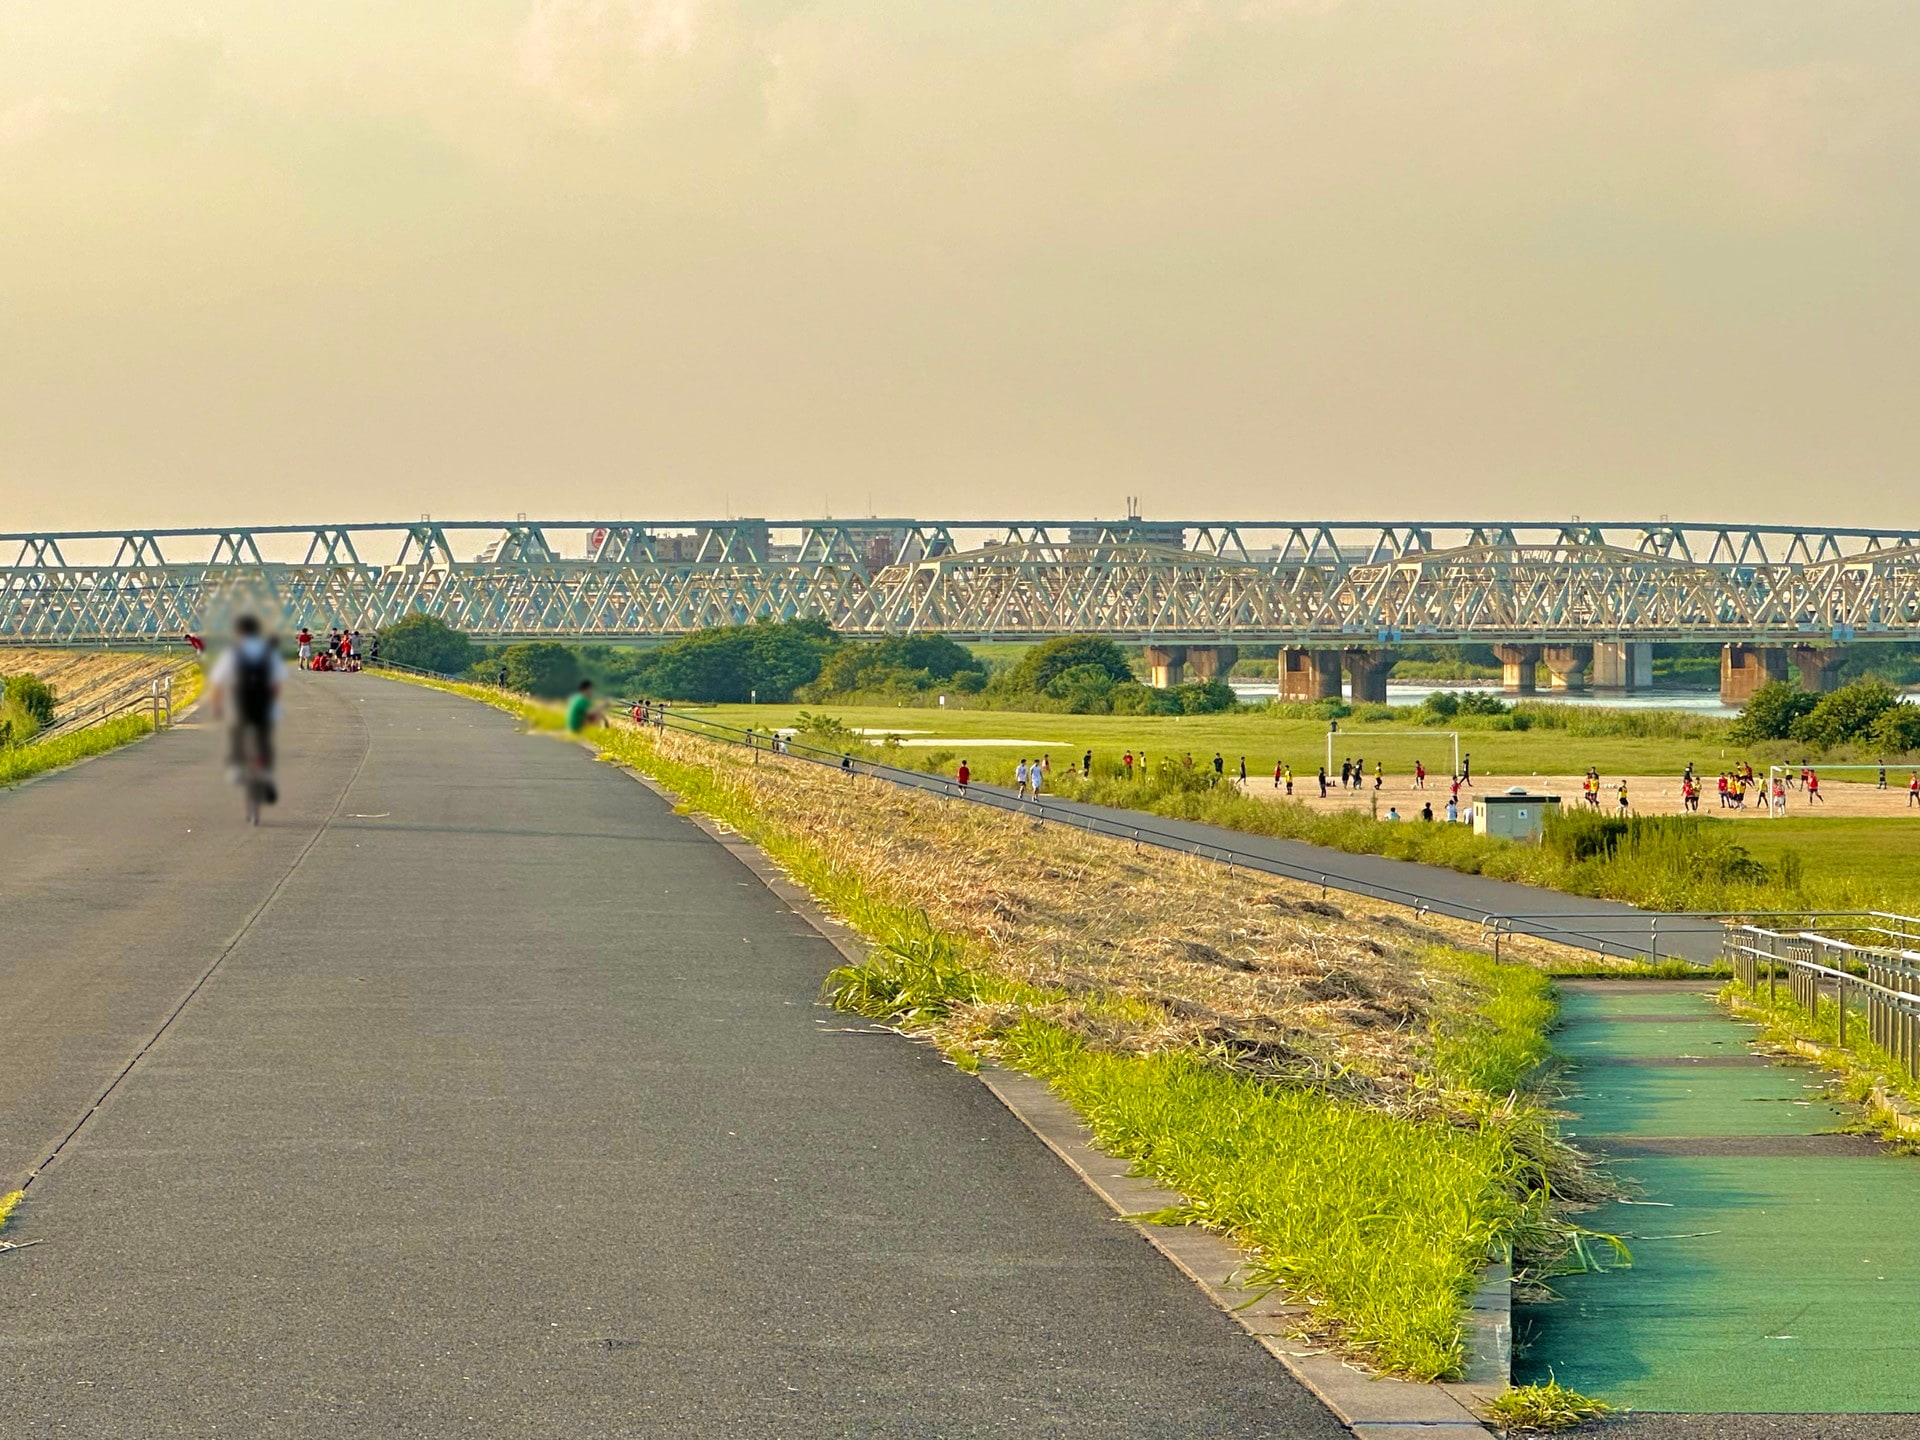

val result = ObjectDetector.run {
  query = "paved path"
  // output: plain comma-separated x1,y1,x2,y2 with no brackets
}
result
1518,982,1920,1435
0,676,1346,1438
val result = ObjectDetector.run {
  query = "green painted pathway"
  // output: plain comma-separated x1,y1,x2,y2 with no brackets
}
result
1516,981,1920,1414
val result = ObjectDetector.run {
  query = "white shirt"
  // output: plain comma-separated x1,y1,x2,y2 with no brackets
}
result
209,635,288,721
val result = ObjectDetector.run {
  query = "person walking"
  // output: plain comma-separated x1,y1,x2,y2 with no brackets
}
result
1374,760,1383,790
1617,780,1630,814
1030,762,1043,798
1213,753,1225,781
1414,759,1426,789
957,760,970,794
1238,756,1247,784
1318,765,1329,798
1014,758,1028,798
1083,750,1093,778
1462,753,1472,786
1807,769,1824,803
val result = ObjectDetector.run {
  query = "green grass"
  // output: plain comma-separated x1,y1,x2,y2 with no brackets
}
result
1730,817,1920,902
698,700,1731,780
1483,1378,1613,1432
0,667,204,788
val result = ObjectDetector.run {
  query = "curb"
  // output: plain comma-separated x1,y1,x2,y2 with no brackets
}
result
615,761,1501,1438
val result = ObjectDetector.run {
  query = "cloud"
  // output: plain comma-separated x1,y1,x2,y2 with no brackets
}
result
515,0,708,121
1069,0,1215,94
0,94,79,150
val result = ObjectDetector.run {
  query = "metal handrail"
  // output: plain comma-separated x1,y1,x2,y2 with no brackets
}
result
1723,923,1920,1077
33,668,183,742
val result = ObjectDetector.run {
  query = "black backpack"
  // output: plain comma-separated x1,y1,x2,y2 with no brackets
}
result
236,649,274,723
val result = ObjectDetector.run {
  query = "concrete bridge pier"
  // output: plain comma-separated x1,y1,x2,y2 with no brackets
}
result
1591,641,1652,691
1790,645,1846,694
1542,645,1593,693
1143,645,1187,688
1279,648,1344,702
1493,644,1542,695
1720,644,1788,705
1343,648,1397,704
1185,645,1239,683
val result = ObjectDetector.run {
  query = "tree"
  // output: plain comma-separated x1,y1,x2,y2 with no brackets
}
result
379,615,474,675
500,642,582,698
1728,680,1819,743
1788,678,1900,748
1870,702,1920,755
1005,637,1134,694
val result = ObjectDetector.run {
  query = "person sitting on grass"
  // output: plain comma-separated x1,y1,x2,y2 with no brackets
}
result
564,679,602,735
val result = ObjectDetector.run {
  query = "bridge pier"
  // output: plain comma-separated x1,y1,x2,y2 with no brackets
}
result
1591,641,1652,691
1542,644,1593,693
1279,648,1344,702
1184,644,1239,683
1343,648,1397,704
1143,645,1187,688
1721,644,1788,705
1493,643,1541,695
1790,645,1846,694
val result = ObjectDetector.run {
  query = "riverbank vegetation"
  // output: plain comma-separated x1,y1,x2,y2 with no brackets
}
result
0,662,203,788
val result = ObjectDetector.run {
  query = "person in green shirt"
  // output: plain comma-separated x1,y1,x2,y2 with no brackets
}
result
565,679,601,735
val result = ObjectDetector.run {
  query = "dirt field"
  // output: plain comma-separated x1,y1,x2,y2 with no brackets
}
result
1238,768,1920,820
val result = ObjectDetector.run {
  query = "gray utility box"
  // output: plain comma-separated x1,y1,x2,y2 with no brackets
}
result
1473,788,1561,842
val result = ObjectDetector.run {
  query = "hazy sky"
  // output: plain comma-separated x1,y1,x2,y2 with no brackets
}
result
2,1,1915,531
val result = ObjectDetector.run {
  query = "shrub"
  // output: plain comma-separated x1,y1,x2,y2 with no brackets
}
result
378,615,474,675
1789,677,1901,749
2,673,57,730
1870,701,1920,755
1003,636,1134,694
499,642,582,698
1729,680,1819,743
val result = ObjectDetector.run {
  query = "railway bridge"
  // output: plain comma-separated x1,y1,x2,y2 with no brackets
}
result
6,517,1919,704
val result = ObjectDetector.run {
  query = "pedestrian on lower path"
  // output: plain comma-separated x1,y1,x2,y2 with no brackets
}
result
1015,758,1029,799
957,760,970,794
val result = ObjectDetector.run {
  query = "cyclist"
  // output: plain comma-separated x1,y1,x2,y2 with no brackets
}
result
210,615,285,812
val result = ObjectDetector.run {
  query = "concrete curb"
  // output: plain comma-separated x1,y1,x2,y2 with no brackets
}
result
615,761,1501,1438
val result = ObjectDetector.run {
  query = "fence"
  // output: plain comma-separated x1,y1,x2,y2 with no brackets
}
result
1724,919,1920,1080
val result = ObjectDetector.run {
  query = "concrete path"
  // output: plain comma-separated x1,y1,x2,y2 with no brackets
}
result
0,676,1348,1439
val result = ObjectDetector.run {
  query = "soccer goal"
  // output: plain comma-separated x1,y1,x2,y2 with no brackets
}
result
1763,762,1896,817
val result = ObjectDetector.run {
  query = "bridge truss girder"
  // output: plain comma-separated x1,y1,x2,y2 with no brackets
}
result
3,521,1918,645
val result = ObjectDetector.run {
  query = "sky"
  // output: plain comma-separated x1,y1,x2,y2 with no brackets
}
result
1,1,1916,531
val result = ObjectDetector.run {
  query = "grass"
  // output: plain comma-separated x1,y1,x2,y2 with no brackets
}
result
0,667,205,789
697,699,1738,780
377,669,1594,1381
1484,1378,1613,1432
0,1189,20,1232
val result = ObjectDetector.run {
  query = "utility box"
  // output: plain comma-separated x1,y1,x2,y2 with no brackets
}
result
1473,788,1560,843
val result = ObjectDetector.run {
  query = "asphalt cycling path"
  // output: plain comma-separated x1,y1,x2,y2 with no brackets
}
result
0,675,1347,1440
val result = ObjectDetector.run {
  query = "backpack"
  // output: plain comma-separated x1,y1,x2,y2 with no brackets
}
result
236,648,274,723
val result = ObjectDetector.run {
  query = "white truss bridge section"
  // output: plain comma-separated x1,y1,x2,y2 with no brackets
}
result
4,519,1919,645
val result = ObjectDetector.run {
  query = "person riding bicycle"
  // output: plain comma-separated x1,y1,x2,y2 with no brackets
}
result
210,615,286,807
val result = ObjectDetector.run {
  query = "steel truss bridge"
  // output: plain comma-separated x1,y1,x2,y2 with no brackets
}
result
5,518,1920,646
